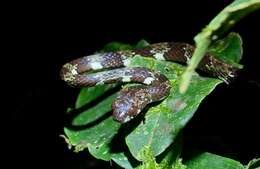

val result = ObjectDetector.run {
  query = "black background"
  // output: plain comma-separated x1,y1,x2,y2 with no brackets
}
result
9,1,259,168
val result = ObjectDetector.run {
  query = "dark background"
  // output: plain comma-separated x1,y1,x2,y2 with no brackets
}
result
9,1,259,168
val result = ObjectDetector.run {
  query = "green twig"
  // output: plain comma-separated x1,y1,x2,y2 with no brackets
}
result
180,0,260,93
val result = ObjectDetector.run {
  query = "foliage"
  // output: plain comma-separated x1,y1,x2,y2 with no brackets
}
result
62,0,259,168
180,0,260,93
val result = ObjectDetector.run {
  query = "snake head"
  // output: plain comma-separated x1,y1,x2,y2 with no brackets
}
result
112,87,151,123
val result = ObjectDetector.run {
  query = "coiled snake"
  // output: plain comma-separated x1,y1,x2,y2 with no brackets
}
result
60,42,238,123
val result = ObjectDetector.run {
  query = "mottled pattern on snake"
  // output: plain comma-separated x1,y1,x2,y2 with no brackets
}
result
60,42,239,123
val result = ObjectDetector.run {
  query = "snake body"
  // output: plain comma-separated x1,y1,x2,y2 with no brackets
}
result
60,42,239,123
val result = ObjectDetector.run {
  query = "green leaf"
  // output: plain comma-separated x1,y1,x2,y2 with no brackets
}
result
172,159,187,169
135,147,158,169
72,93,117,126
126,56,222,161
184,152,244,169
88,141,112,160
75,84,117,108
208,32,243,68
246,158,260,169
101,42,133,52
111,153,135,169
64,87,121,161
180,0,259,93
64,117,121,160
157,133,183,167
134,144,186,169
135,39,150,49
65,85,121,161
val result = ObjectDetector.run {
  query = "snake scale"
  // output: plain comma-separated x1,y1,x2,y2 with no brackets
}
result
60,42,239,123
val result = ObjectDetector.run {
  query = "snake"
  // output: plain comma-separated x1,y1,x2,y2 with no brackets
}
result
60,42,239,123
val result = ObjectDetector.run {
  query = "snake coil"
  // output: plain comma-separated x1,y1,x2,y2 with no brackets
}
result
60,42,239,123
